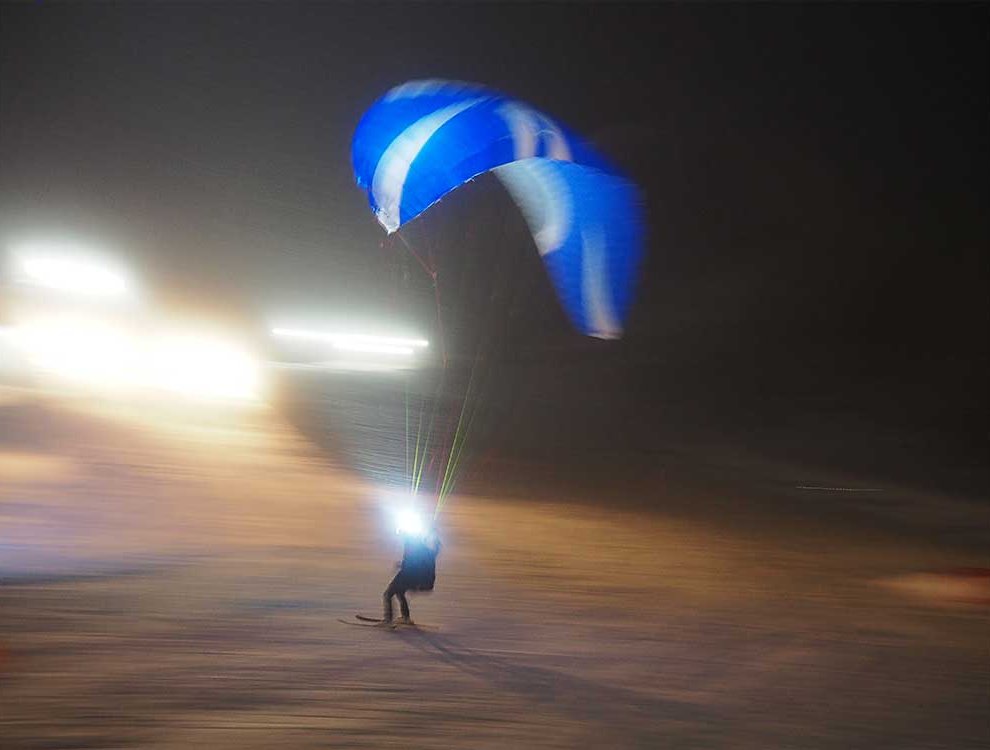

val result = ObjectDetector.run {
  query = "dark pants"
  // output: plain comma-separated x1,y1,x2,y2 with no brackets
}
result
383,573,410,622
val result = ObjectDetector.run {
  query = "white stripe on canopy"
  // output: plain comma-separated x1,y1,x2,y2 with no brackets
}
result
581,225,621,339
371,98,483,232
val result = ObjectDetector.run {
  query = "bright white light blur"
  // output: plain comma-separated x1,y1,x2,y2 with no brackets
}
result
9,316,261,401
14,316,138,386
271,327,429,354
6,245,260,402
147,333,261,401
13,249,132,299
395,507,426,537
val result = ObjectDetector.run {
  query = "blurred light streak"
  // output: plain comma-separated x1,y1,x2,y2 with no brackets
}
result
271,327,429,353
12,248,133,299
332,342,413,356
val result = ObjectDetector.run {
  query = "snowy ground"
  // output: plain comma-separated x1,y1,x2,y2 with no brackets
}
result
1,386,987,748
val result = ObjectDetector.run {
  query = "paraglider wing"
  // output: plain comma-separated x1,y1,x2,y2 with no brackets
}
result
351,78,643,338
493,159,643,339
352,79,607,233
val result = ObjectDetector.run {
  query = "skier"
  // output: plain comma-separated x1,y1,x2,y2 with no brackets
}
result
383,523,441,625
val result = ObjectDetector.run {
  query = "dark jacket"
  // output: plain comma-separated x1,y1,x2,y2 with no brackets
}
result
398,534,441,591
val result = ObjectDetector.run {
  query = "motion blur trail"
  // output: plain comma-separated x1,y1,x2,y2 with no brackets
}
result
1,387,987,749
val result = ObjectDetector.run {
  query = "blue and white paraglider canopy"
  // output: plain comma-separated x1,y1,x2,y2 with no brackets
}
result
352,79,643,339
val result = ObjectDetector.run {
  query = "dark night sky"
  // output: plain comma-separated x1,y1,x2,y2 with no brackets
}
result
1,3,987,418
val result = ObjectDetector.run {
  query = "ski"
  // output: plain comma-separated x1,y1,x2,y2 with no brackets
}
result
355,614,384,623
338,617,394,629
338,616,439,631
356,614,437,629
